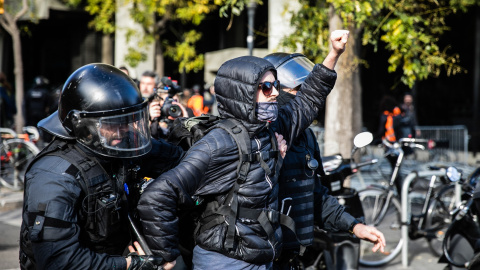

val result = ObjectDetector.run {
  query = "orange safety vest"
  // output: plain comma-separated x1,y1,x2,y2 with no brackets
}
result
383,107,401,142
188,95,209,116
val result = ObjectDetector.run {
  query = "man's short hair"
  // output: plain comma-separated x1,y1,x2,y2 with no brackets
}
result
141,70,159,85
119,66,130,75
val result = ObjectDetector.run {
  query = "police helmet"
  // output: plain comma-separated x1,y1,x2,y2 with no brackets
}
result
263,53,315,89
39,63,151,158
33,76,49,88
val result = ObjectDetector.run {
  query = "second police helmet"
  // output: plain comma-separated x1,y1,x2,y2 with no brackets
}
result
39,63,152,158
263,53,315,90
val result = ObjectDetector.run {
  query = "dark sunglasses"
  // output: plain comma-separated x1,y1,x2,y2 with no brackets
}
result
258,80,280,97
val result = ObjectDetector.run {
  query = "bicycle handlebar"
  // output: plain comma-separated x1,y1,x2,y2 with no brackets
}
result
352,159,378,170
382,138,448,151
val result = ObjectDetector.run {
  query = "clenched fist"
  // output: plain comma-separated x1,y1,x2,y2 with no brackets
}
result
330,30,349,56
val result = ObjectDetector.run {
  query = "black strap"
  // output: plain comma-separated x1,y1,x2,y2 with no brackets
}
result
211,119,252,249
27,212,71,228
198,202,297,249
198,119,287,250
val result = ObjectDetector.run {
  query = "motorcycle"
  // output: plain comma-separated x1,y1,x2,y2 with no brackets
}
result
439,167,480,270
298,132,378,270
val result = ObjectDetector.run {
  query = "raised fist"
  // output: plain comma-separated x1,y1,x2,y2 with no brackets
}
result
330,30,349,55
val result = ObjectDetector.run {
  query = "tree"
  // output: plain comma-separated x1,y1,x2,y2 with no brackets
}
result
281,0,480,157
66,0,261,77
0,0,29,133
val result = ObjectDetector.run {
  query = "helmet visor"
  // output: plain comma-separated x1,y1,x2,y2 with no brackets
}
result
73,107,151,158
276,56,315,89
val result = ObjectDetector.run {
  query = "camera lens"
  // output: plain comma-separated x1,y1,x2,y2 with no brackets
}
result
169,105,182,118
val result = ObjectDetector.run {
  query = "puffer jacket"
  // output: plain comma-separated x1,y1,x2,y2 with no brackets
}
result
137,56,337,264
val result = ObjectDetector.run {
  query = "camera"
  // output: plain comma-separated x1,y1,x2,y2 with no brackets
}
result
161,97,182,118
150,77,182,119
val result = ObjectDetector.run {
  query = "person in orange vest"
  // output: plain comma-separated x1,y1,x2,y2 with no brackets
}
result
375,95,415,195
187,85,209,116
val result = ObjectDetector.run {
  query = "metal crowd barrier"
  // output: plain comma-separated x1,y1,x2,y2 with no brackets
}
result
310,125,469,164
416,125,469,165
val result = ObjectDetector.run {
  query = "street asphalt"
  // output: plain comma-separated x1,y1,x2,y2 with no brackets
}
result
1,160,475,269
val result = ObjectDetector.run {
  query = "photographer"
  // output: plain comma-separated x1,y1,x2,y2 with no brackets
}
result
149,77,189,140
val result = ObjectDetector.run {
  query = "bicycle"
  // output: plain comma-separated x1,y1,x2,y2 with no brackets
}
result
357,137,459,267
0,126,41,191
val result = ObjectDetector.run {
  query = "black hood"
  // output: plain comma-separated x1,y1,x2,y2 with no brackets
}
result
214,56,277,136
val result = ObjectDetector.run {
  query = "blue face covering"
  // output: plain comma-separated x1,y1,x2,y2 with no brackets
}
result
256,102,278,122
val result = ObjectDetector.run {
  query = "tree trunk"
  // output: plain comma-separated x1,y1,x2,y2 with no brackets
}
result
102,34,113,65
0,0,29,133
12,29,24,133
324,7,363,158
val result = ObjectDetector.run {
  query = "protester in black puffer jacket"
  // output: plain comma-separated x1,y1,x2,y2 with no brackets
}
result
137,30,384,270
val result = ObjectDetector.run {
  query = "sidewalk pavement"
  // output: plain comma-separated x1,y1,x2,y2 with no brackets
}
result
0,187,23,212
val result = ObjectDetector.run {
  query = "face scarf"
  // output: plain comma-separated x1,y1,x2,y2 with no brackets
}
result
256,102,278,122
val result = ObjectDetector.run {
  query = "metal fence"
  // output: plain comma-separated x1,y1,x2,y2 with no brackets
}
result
415,125,469,164
309,125,469,164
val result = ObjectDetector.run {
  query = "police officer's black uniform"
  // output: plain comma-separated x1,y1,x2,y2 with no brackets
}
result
19,64,183,269
264,53,360,269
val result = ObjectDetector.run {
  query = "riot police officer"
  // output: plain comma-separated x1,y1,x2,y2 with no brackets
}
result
19,63,184,269
264,52,385,269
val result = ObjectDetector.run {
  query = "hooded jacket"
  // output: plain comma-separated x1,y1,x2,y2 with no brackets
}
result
137,56,337,264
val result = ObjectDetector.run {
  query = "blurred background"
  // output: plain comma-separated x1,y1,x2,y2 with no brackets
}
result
0,0,479,159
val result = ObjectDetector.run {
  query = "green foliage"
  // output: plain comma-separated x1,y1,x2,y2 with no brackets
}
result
165,30,205,73
124,47,147,67
64,0,263,71
281,0,480,88
218,0,262,29
63,0,115,34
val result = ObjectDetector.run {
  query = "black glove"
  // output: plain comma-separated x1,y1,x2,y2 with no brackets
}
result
128,252,165,270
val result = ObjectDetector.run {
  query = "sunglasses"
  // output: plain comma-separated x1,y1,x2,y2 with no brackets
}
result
258,80,280,97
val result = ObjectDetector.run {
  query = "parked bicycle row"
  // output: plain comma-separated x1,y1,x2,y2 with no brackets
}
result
337,135,479,269
0,126,41,191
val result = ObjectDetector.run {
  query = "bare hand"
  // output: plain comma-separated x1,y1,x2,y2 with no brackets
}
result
353,224,386,254
163,261,176,270
275,132,288,158
149,101,161,120
330,30,349,55
126,241,145,268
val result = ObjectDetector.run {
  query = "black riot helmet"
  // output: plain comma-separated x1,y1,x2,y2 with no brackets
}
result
39,63,151,158
263,53,315,89
33,76,49,88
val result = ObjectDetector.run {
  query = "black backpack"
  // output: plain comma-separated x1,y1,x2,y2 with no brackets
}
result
166,115,298,265
167,114,221,151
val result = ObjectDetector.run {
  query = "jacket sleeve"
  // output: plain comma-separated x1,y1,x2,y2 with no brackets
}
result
274,64,337,147
139,138,185,177
313,183,356,232
137,137,216,262
24,156,126,269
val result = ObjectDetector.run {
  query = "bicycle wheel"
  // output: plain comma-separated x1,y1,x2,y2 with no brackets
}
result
0,139,40,190
425,184,457,257
358,187,403,266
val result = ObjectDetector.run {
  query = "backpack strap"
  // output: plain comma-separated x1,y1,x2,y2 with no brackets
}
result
214,118,251,249
196,119,295,251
